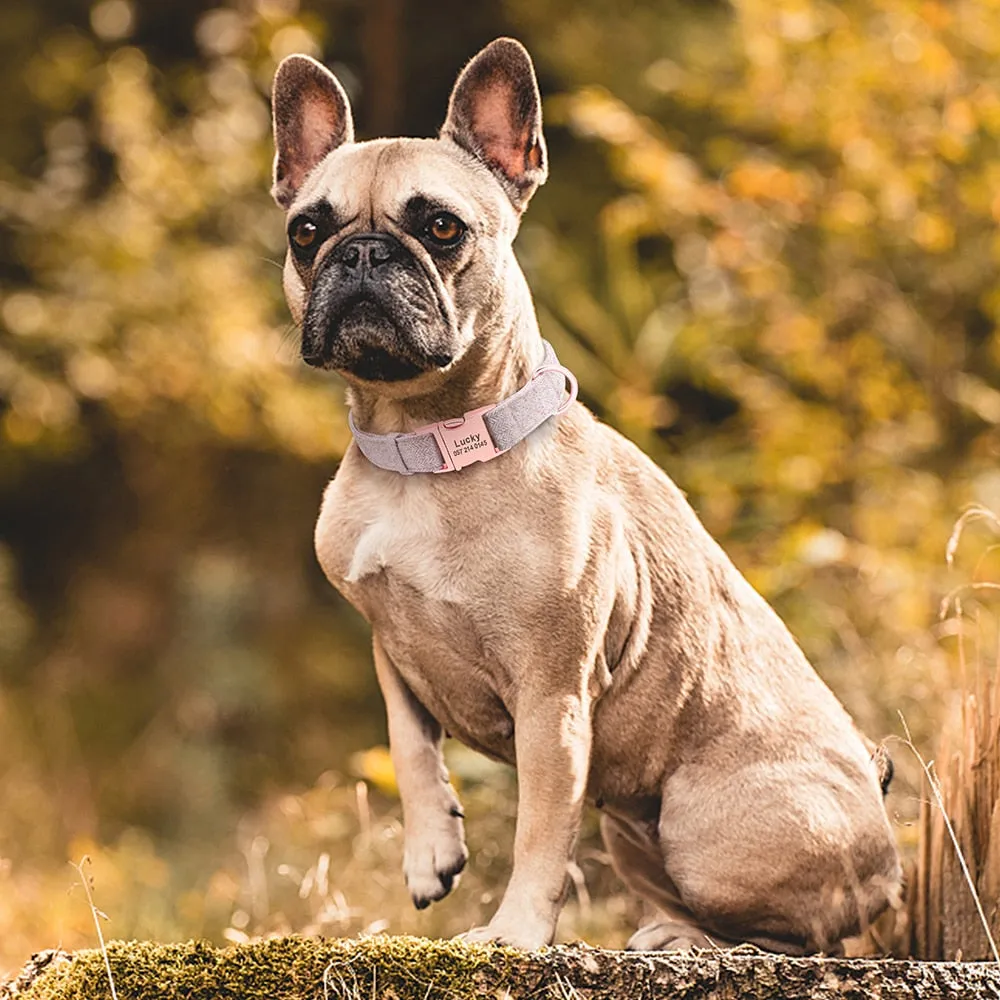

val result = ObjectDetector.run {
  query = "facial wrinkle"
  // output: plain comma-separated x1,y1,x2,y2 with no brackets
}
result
370,144,393,231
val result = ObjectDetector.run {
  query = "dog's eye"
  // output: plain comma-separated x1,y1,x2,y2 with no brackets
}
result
425,214,466,246
290,218,318,251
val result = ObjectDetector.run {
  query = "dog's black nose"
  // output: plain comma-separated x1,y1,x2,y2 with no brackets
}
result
335,234,401,271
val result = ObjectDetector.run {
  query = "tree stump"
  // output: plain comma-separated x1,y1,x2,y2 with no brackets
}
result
3,936,999,999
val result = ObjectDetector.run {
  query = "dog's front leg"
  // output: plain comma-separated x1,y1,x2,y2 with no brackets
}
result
464,688,591,949
373,634,468,909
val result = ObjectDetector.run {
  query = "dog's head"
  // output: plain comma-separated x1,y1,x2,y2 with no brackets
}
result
270,38,547,394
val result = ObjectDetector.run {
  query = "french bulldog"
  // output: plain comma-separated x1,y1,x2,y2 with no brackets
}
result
269,37,901,952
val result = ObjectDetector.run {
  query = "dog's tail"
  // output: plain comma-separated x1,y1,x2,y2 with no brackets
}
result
871,742,894,797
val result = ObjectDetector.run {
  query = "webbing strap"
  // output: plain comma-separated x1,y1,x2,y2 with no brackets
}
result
348,341,575,474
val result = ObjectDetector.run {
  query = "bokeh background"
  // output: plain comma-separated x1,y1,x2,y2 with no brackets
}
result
3,0,1000,974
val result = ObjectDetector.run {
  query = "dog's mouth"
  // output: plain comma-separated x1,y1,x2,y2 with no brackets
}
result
345,345,426,382
303,293,453,383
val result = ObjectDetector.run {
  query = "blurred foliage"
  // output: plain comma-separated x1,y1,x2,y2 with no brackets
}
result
0,751,641,969
2,0,1000,975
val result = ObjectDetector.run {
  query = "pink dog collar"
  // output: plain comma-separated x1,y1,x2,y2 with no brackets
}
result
347,341,577,475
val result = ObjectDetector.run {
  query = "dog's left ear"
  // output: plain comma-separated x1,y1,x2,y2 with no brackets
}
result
271,54,354,209
442,38,548,212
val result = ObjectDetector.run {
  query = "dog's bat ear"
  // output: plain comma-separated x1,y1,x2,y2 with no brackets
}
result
271,54,354,209
442,38,548,212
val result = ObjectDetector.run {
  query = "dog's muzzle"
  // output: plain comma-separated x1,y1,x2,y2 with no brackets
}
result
301,233,453,379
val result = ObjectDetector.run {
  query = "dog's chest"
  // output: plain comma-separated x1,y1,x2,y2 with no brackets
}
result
317,469,464,601
314,465,520,754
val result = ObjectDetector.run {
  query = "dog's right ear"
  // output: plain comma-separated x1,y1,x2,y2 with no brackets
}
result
271,54,354,209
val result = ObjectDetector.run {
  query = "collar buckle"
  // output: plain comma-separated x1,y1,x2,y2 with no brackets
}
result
423,404,500,473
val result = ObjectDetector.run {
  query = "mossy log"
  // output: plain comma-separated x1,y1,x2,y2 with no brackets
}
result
3,936,1000,1000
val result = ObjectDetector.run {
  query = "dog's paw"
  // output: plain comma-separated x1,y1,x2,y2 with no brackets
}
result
458,909,554,950
403,803,468,910
458,923,547,950
459,925,506,946
627,919,716,952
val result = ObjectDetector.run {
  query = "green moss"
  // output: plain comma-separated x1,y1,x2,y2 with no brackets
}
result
13,938,1000,1000
18,936,520,1000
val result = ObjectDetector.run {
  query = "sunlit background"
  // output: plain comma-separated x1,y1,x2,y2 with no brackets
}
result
2,0,1000,973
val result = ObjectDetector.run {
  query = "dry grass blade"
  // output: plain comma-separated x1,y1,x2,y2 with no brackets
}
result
940,582,1000,621
323,960,361,1000
908,507,1000,961
945,505,1000,570
901,709,1000,963
552,971,581,999
70,857,119,1000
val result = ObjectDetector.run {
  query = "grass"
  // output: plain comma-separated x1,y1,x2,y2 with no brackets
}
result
905,504,1000,961
897,715,1000,962
0,756,640,977
69,859,118,1000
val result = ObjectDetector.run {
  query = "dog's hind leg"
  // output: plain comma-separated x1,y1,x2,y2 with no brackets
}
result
601,810,816,954
600,813,721,951
651,756,900,955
